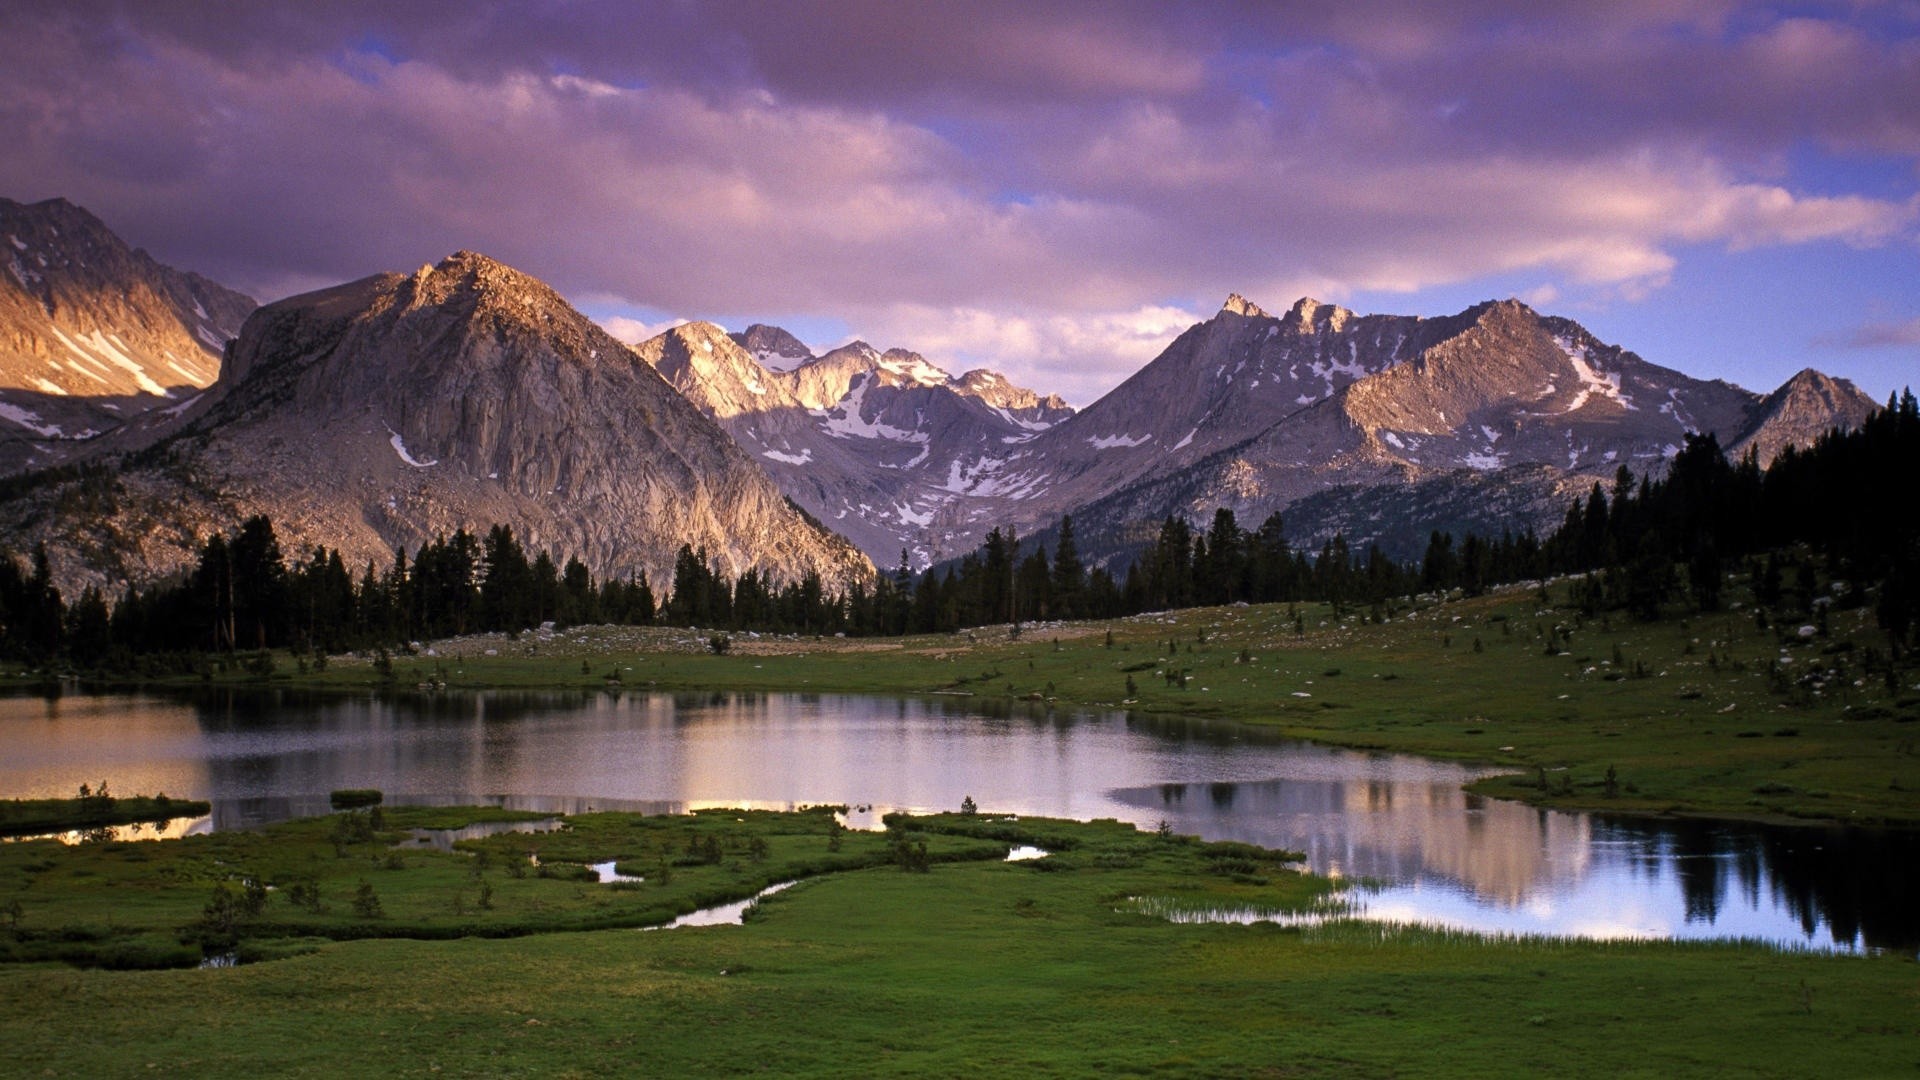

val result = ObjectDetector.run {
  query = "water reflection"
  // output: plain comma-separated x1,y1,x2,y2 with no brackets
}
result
0,688,1911,950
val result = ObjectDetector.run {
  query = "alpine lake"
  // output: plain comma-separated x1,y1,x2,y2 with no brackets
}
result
4,686,1912,952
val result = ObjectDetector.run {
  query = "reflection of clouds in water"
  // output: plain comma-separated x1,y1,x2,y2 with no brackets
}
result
0,689,1910,951
1107,777,1592,908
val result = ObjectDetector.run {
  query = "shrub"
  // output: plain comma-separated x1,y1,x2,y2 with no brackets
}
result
351,881,384,919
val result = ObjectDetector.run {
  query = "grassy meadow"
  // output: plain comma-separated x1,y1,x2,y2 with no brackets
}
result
0,807,1915,1078
5,578,1917,1076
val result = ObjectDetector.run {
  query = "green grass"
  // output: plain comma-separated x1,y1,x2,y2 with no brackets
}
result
61,577,1916,827
0,808,1912,1077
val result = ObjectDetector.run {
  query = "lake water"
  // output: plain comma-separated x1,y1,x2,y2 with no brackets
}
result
1,688,1910,951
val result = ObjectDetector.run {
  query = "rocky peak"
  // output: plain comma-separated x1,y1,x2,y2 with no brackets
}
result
166,252,872,592
1281,296,1354,334
729,323,814,370
1220,292,1271,319
1732,368,1880,465
952,368,1075,423
1465,297,1540,331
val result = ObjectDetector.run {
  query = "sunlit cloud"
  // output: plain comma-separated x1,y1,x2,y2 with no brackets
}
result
0,2,1912,402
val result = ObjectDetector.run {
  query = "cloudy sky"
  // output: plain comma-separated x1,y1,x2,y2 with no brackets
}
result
1,1,1914,404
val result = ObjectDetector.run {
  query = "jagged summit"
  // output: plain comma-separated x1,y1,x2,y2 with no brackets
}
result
637,319,1076,567
1282,296,1356,334
1220,293,1270,318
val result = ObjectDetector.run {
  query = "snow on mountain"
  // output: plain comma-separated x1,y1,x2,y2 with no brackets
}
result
0,196,256,473
1010,296,1880,563
639,324,1074,567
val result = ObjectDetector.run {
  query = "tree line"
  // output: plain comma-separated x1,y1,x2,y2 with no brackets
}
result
1,391,1913,669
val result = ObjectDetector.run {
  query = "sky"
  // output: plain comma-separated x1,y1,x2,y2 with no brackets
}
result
0,1,1914,406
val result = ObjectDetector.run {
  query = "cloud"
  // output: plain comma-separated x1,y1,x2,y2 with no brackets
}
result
853,303,1204,405
598,315,689,346
1824,316,1920,349
0,2,1913,403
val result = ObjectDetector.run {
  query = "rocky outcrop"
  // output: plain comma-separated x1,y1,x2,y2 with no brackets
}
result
0,196,255,472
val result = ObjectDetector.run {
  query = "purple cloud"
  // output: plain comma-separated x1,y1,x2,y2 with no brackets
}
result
0,1,1913,402
1826,316,1920,348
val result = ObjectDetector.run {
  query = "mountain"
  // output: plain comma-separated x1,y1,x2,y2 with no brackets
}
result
1004,296,1880,562
729,323,813,371
637,324,1072,566
1730,368,1881,467
0,197,255,472
646,294,1876,569
1,252,870,593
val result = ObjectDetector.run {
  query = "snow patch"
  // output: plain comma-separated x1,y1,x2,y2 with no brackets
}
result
762,448,812,465
1173,427,1199,450
386,425,438,467
1087,434,1150,450
1557,336,1633,413
29,378,65,396
895,502,932,526
818,379,930,443
80,330,169,396
160,392,204,417
1480,425,1502,444
7,234,24,251
878,353,949,387
985,404,1052,432
0,401,65,437
1381,431,1404,449
1464,452,1505,470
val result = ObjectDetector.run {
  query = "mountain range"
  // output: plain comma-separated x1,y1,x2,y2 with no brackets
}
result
645,293,1878,567
0,197,1881,593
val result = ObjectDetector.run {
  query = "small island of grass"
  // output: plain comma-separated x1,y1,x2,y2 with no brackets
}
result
0,788,211,838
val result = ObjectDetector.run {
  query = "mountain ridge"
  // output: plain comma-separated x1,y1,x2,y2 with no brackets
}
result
0,196,256,473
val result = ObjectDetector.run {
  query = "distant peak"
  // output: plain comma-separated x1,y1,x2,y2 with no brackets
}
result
1283,296,1353,332
1221,293,1270,318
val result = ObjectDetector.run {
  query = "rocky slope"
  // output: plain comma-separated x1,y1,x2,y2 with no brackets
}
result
2,252,870,594
638,324,1072,566
0,197,255,473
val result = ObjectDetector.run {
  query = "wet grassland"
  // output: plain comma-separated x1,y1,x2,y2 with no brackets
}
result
1,805,1916,1077
6,576,1918,1075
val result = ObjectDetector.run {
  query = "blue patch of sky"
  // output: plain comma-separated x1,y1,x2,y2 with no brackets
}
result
331,34,404,85
1345,239,1916,404
1780,142,1918,203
